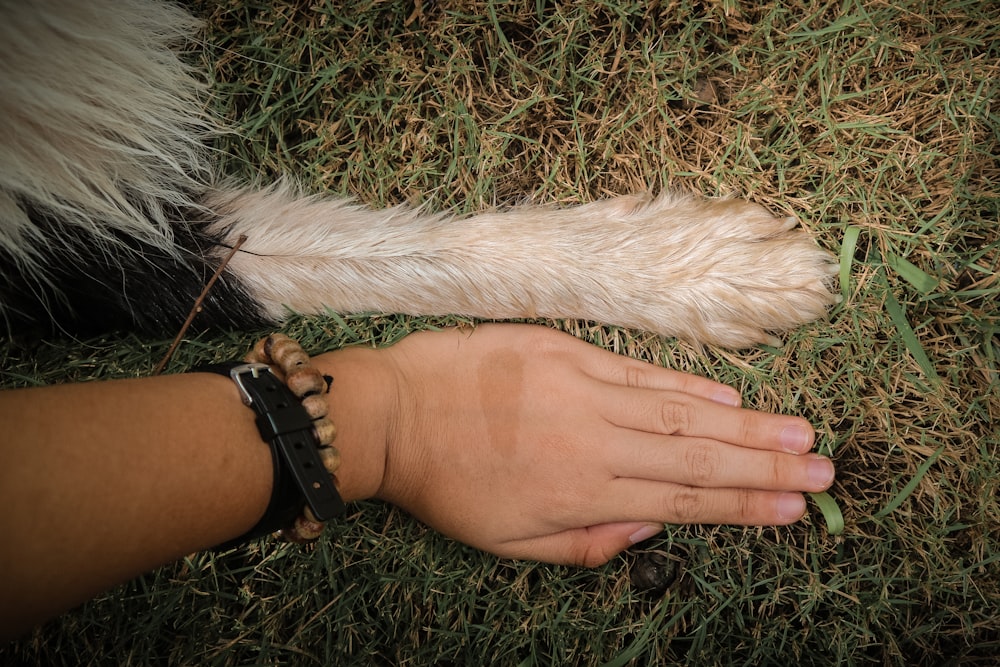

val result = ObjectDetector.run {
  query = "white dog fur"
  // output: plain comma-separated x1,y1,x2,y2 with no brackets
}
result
0,0,838,347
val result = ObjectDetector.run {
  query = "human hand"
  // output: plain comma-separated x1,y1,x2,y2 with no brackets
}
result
372,324,834,567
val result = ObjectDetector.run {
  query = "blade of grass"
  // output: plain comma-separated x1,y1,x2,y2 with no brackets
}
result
809,492,845,536
601,599,689,667
875,445,945,519
885,252,940,295
882,277,941,384
839,225,862,303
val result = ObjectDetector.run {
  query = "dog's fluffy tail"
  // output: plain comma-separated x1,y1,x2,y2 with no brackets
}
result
0,0,265,333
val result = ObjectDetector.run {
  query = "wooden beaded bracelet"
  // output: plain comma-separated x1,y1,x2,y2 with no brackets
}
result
201,334,344,547
245,334,343,543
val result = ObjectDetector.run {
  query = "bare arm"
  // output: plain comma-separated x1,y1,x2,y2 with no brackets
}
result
0,348,393,639
0,324,834,639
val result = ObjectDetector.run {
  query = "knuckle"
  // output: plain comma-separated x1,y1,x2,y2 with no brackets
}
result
737,412,758,446
669,489,706,523
733,488,756,522
624,364,646,388
578,543,615,568
532,330,563,357
770,456,786,488
658,399,692,434
684,443,721,485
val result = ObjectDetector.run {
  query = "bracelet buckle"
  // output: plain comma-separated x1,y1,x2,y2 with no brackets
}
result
207,361,345,525
227,363,274,406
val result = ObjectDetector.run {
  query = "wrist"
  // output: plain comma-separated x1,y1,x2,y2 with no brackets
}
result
310,346,397,504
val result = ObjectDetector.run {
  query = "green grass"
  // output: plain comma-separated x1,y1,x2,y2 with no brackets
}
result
3,0,999,663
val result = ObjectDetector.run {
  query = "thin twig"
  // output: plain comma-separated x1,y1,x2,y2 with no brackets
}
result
153,234,248,375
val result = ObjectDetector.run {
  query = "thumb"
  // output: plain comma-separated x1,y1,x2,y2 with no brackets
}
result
502,522,664,568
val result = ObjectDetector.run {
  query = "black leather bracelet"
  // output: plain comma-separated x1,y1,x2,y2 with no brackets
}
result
198,362,345,549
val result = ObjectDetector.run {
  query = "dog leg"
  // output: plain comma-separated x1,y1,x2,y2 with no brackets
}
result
209,186,838,348
0,1,836,344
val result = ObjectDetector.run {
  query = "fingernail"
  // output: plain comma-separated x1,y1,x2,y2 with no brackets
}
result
780,424,812,453
776,493,806,521
808,455,835,488
628,524,663,545
711,388,741,407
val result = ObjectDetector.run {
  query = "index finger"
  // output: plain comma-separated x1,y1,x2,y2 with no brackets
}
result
574,340,744,408
599,386,817,454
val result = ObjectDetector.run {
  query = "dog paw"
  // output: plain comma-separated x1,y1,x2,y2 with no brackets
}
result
594,194,840,348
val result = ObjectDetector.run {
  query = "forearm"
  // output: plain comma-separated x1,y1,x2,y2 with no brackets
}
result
0,347,390,639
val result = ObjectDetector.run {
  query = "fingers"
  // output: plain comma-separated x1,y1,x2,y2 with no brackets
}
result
499,522,664,568
511,325,809,453
609,431,834,492
498,486,808,566
605,481,810,527
495,488,812,568
521,325,744,407
588,353,744,407
599,386,816,454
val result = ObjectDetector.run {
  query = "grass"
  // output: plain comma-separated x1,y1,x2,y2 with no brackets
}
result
2,0,998,663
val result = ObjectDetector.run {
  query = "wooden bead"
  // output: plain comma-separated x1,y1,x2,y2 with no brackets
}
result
262,332,290,355
317,445,341,473
266,334,309,371
285,367,326,398
313,419,338,447
244,337,270,364
301,394,329,419
296,509,326,541
284,514,325,543
303,505,320,523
